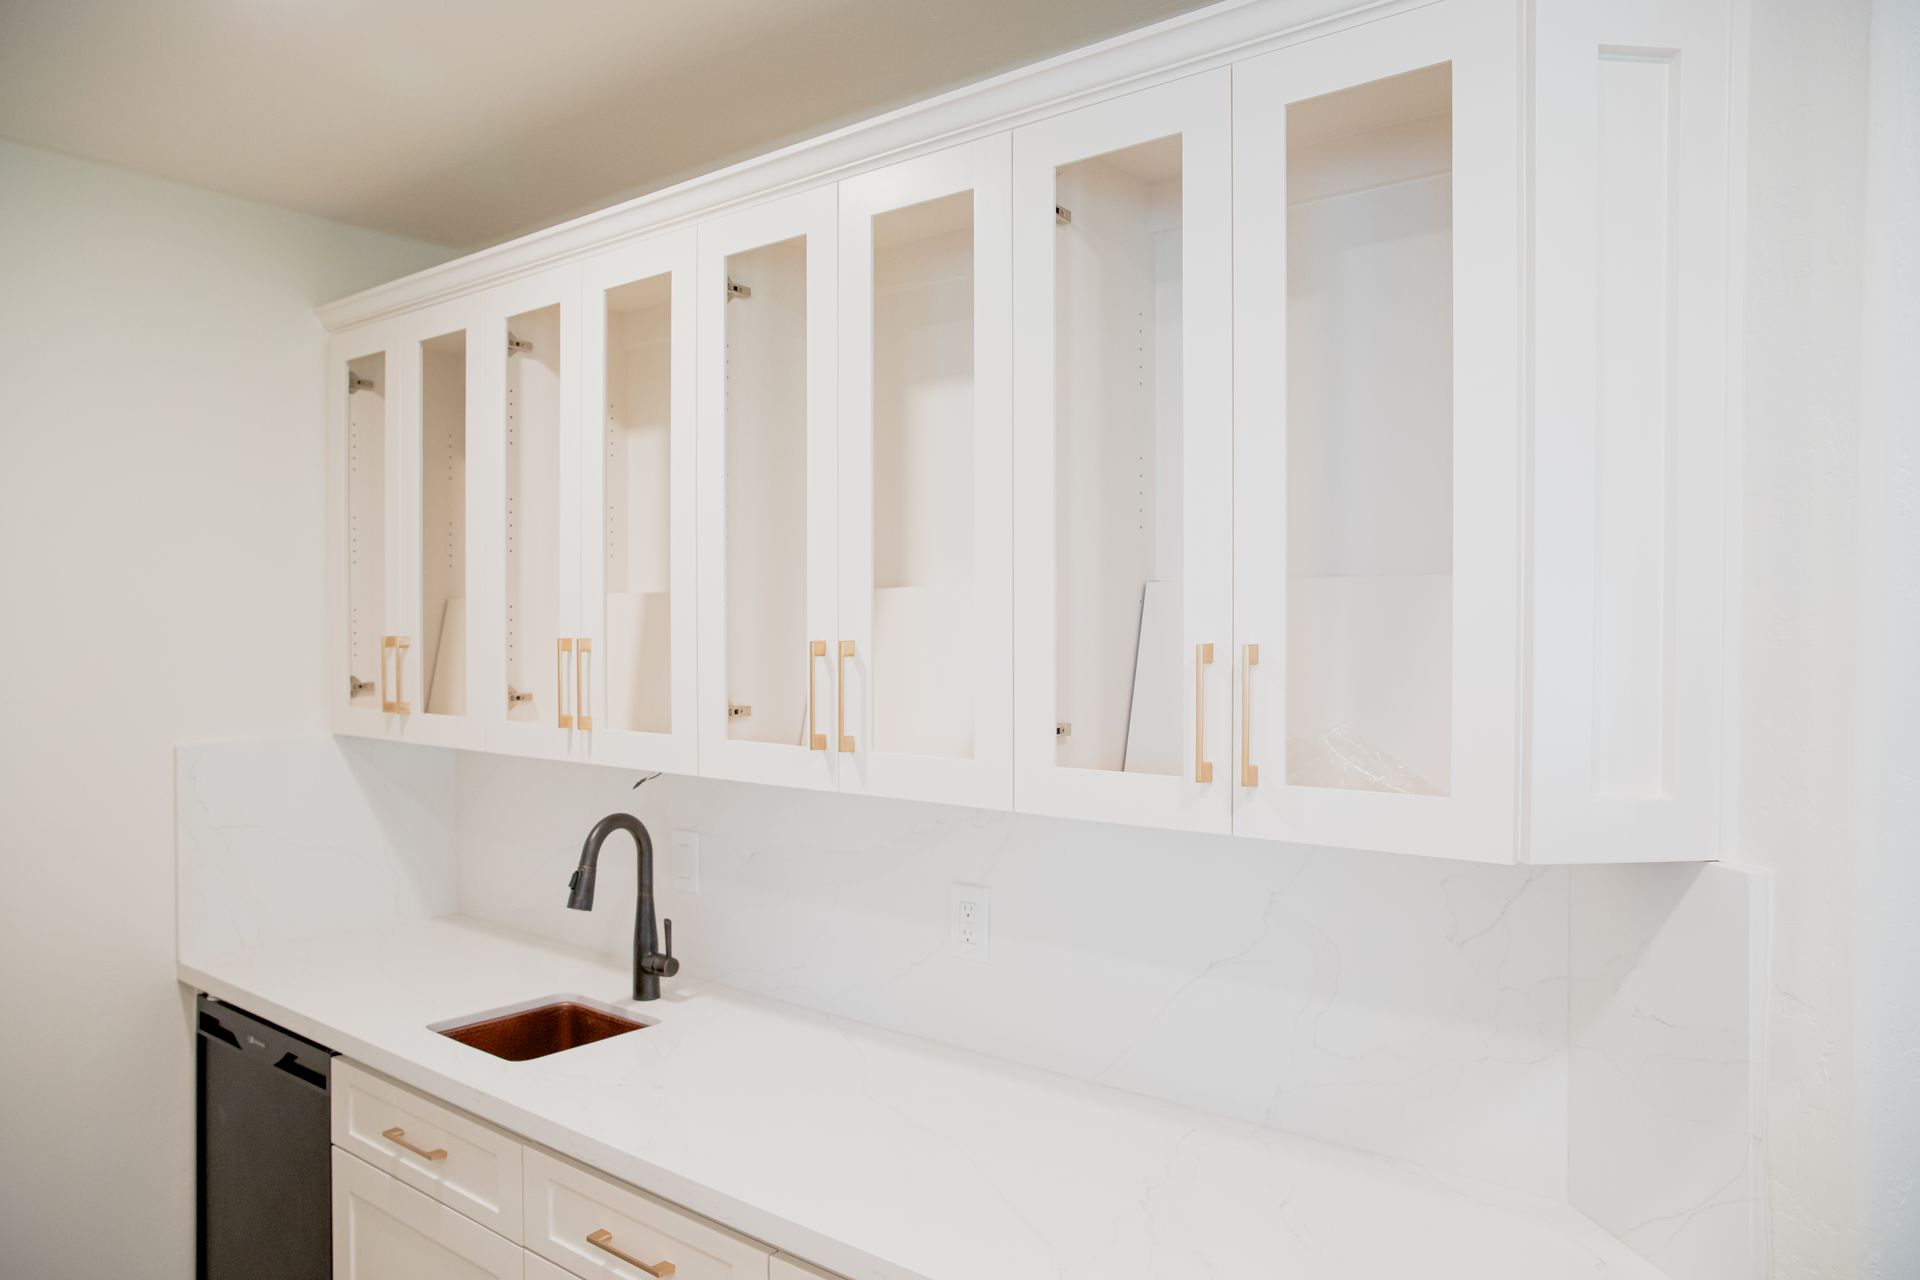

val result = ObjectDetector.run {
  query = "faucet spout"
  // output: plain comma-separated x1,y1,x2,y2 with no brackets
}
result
565,812,679,1001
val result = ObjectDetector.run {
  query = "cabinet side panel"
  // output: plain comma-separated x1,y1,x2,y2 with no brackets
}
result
1529,0,1732,865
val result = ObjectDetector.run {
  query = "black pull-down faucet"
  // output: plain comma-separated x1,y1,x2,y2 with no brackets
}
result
565,812,679,1001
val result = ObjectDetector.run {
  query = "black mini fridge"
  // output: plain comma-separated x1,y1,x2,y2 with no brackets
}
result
196,995,335,1280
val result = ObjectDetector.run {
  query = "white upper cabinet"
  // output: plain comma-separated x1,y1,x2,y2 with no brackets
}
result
837,136,1013,810
695,187,840,790
1527,0,1734,865
477,264,586,761
578,230,701,776
329,304,484,749
1231,0,1521,861
1010,70,1235,835
321,0,1739,865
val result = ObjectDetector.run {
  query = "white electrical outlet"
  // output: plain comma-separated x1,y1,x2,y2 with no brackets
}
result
950,883,989,961
670,830,701,894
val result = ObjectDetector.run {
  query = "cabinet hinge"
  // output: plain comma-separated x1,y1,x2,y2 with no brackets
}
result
506,334,532,356
347,372,375,393
725,278,751,301
1054,204,1072,225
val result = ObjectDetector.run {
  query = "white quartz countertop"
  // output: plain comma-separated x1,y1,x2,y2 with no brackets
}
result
182,916,1663,1280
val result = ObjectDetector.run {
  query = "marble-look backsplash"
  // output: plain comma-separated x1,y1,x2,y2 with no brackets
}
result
1571,862,1773,1279
454,752,1571,1199
176,735,457,968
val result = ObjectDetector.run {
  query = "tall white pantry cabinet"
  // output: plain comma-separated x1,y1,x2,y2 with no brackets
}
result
323,0,1739,867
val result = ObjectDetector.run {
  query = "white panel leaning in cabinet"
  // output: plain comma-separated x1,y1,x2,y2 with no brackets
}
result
1526,0,1733,865
695,186,840,792
578,228,701,775
476,263,587,762
836,134,1014,810
1230,0,1523,863
328,314,411,741
1010,69,1235,835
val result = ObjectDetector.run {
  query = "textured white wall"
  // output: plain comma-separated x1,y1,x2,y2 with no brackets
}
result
1739,0,1920,1275
1850,0,1920,1273
0,141,450,1280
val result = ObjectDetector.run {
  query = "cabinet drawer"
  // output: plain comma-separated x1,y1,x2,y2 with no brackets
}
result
524,1148,770,1280
527,1255,578,1280
333,1059,524,1238
333,1148,524,1279
770,1257,843,1280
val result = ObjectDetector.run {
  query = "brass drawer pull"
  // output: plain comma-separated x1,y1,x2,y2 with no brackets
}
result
837,639,856,753
1195,642,1214,783
1241,643,1260,787
586,1228,676,1277
380,1126,446,1162
576,637,594,731
557,637,574,729
806,640,827,750
382,636,412,715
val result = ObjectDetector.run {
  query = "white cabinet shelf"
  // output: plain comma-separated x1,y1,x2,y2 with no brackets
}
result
323,0,1739,866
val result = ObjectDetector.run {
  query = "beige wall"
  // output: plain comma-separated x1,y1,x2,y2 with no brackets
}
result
0,139,449,1279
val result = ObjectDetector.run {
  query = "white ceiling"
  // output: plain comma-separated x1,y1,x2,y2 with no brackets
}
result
0,0,1210,251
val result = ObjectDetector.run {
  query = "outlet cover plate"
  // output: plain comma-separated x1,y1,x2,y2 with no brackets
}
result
671,830,701,895
950,883,989,961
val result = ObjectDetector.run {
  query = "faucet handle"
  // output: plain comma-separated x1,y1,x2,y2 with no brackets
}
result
644,918,682,979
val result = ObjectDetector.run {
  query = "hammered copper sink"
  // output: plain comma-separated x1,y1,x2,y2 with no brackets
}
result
436,999,649,1061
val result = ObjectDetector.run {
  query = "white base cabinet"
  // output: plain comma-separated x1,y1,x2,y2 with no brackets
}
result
324,0,1739,867
334,1148,525,1280
331,1062,859,1280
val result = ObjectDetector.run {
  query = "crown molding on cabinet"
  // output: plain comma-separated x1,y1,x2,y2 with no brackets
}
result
315,0,1436,333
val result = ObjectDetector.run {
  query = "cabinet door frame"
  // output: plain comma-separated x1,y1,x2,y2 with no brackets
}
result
477,263,586,762
578,228,702,776
1230,0,1522,861
390,295,488,749
836,134,1014,809
1010,69,1235,835
328,318,409,740
695,186,841,791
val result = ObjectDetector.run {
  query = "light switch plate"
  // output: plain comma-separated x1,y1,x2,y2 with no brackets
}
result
671,831,701,895
950,883,989,961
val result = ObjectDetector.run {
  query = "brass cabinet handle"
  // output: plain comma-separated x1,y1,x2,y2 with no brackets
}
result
586,1228,676,1277
1195,642,1214,784
380,1126,446,1162
382,636,412,715
1241,643,1260,788
556,638,574,729
837,640,856,753
575,638,593,731
806,640,827,750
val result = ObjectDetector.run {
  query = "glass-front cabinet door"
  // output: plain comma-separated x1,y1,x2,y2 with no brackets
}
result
1231,0,1520,860
391,299,482,747
328,322,404,738
837,136,1013,809
695,187,839,789
578,229,699,774
1010,70,1234,834
479,264,584,760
